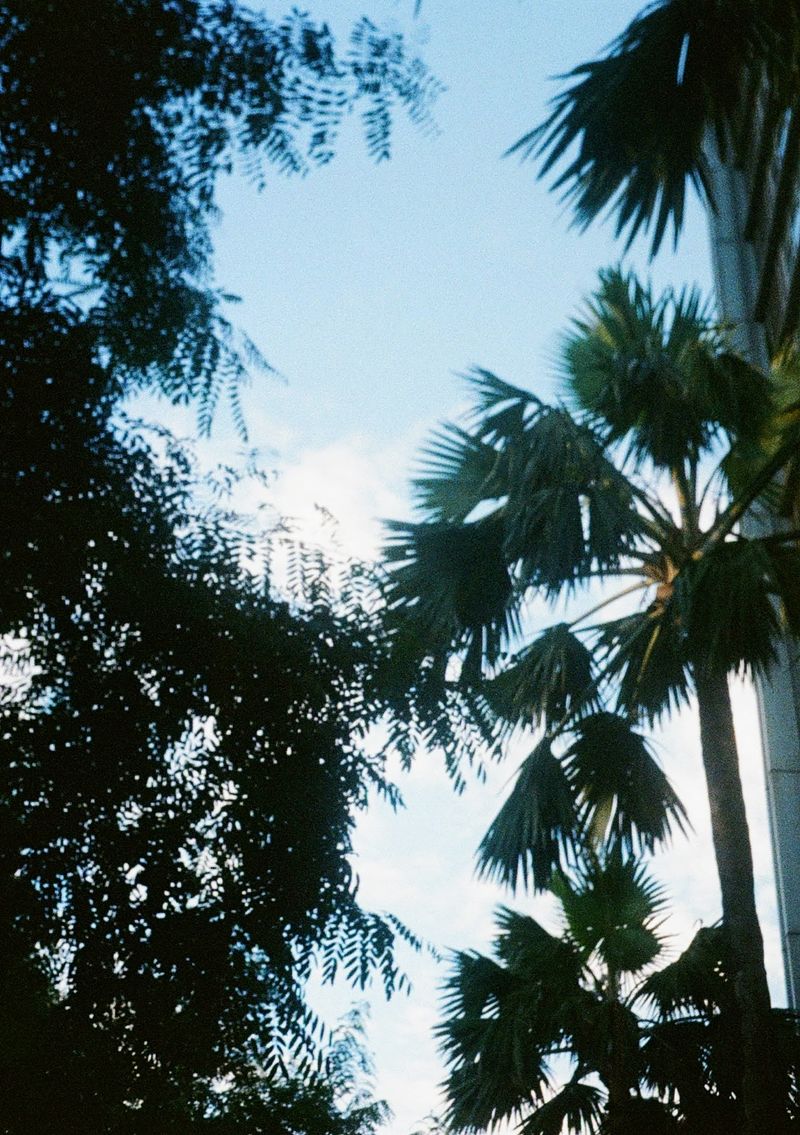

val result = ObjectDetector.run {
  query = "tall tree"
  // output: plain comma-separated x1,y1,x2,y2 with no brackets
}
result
386,270,800,1132
1,300,472,1120
0,0,465,1122
513,0,800,1010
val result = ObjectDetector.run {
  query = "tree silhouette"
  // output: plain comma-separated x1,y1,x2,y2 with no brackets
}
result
386,269,800,1131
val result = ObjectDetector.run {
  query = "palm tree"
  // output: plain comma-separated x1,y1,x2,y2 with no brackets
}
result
515,0,800,1014
386,270,800,1132
440,852,800,1134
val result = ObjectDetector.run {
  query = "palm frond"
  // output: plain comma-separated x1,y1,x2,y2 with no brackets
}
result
513,1,769,256
482,623,596,730
414,424,506,523
439,910,588,1132
552,852,667,975
439,950,513,1020
563,713,687,853
477,738,577,892
384,513,519,671
518,1078,604,1135
637,925,731,1018
724,345,800,523
493,906,584,986
438,963,553,1132
562,268,771,470
464,368,539,442
498,406,642,595
597,605,691,724
676,540,783,678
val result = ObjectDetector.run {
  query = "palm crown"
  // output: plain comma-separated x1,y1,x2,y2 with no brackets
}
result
387,268,799,886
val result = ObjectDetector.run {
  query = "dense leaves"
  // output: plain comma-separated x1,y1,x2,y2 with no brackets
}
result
0,0,440,425
0,300,447,1118
0,0,449,1125
438,857,800,1133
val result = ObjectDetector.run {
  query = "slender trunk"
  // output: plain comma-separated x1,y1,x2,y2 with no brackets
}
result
694,666,784,1133
603,968,629,1135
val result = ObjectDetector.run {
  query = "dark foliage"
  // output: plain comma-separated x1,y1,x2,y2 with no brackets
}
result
516,0,800,256
0,0,440,427
0,0,448,1126
0,296,435,1123
439,872,800,1134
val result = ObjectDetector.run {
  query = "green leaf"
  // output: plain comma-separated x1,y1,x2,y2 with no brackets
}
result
384,512,518,669
438,909,587,1132
563,713,687,853
500,407,639,594
562,269,771,469
477,739,577,891
677,540,782,678
637,925,732,1017
493,906,584,987
483,623,596,729
552,852,667,975
414,424,506,523
597,605,691,723
514,1,782,256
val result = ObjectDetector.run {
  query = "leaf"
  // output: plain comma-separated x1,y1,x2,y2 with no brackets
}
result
477,739,577,891
414,424,506,523
384,512,518,669
498,407,639,595
552,852,667,975
597,605,691,724
438,909,586,1132
562,713,687,853
677,540,782,678
483,623,596,729
562,268,771,470
637,925,732,1017
514,1,780,256
493,906,584,986
518,1078,604,1135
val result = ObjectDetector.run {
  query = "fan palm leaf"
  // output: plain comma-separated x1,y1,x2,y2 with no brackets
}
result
563,714,687,854
515,0,800,257
517,1079,604,1135
477,737,577,891
481,623,596,729
384,512,519,670
552,851,667,975
563,269,771,469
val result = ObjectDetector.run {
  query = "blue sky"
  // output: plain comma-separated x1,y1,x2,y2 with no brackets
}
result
151,1,784,1128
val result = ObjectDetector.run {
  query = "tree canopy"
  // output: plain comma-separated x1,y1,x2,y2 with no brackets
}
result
1,0,440,425
0,0,463,1125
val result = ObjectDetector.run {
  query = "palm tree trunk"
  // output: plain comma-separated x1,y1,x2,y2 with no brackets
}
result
694,666,783,1133
604,984,630,1135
